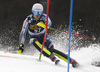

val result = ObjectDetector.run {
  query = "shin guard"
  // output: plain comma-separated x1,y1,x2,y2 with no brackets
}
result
33,39,51,57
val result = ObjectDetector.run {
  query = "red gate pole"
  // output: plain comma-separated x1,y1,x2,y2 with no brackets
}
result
39,0,50,60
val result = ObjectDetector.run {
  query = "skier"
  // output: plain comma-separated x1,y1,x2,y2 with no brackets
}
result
17,3,79,67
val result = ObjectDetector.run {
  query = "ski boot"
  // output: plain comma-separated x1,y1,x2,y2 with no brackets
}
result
55,59,60,65
70,59,79,68
50,54,60,65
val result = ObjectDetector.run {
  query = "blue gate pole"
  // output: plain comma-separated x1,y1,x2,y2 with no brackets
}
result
67,0,73,72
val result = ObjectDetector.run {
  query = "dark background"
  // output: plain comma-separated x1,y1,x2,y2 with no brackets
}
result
0,0,100,49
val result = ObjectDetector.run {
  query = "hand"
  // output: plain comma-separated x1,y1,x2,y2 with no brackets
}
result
17,44,24,54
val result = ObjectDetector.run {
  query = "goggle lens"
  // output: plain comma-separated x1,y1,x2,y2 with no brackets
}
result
32,11,43,16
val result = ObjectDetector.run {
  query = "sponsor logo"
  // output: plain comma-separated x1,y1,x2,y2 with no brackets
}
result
29,24,38,30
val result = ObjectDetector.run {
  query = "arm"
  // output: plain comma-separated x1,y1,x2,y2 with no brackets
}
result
17,18,29,54
19,18,29,45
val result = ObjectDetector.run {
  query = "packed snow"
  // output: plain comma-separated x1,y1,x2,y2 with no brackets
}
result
0,44,100,72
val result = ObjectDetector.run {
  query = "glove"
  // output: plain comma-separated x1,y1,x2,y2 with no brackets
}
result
37,22,50,29
17,44,24,54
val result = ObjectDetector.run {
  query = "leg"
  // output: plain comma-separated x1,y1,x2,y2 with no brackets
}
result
52,49,73,63
36,34,78,67
44,35,73,63
51,49,79,67
44,35,78,67
33,38,58,62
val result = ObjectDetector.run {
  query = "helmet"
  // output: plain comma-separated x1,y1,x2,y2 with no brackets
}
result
32,3,43,11
32,3,43,15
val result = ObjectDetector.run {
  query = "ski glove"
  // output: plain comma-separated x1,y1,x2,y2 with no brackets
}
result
37,22,50,29
17,44,24,54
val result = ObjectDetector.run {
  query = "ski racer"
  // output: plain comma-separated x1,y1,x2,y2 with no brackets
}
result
17,3,79,67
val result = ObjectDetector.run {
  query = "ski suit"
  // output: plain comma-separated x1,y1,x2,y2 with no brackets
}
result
19,13,74,63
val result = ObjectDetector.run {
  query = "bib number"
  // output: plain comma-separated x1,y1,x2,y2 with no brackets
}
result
34,28,41,33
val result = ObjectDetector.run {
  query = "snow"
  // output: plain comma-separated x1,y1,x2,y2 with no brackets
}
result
0,44,100,72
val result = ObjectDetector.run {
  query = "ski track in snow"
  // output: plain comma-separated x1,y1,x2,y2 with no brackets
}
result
0,44,100,72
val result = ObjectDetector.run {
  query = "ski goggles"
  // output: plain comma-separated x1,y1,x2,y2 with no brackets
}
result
32,10,43,16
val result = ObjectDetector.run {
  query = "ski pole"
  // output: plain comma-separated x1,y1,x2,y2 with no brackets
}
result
37,23,96,40
51,28,96,40
4,51,17,53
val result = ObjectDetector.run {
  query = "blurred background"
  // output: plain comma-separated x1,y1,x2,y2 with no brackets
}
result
0,0,100,52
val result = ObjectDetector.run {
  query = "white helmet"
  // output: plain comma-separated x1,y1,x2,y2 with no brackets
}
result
32,3,43,11
32,3,43,15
